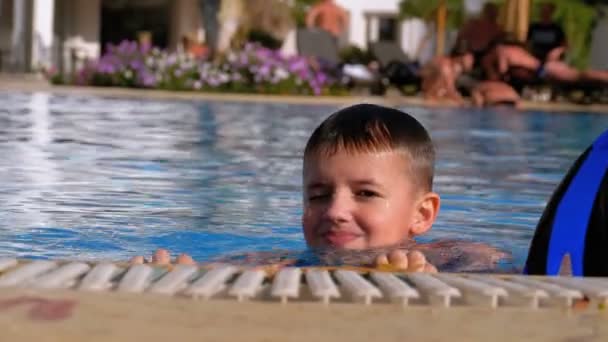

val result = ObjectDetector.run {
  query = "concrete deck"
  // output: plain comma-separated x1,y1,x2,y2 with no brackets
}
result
0,288,606,342
1,74,607,114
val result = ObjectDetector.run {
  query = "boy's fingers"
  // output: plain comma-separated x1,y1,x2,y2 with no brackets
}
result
129,256,145,265
375,254,389,266
175,253,196,265
424,263,438,273
407,250,427,272
152,248,171,265
387,250,409,270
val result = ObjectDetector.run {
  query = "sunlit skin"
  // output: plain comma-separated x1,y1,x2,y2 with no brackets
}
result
302,150,440,250
421,53,474,105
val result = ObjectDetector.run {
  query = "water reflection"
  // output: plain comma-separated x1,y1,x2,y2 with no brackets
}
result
0,91,607,270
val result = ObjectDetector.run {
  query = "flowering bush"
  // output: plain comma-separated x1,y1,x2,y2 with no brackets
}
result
64,40,346,96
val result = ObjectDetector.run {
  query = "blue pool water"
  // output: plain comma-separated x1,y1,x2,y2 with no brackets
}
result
0,91,607,270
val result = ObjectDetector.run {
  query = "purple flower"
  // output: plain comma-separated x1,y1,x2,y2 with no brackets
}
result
130,60,144,70
138,71,157,87
69,39,340,93
316,72,328,85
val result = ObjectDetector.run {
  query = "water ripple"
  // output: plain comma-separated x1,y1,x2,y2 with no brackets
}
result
0,91,607,270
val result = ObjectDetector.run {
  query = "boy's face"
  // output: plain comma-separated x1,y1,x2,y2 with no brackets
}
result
302,150,437,250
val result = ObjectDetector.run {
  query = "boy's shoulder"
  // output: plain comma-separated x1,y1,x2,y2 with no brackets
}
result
414,240,510,273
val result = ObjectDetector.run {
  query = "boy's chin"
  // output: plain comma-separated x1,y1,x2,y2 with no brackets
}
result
310,238,412,252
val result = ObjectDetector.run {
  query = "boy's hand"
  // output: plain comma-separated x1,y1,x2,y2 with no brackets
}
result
374,249,437,273
129,248,196,265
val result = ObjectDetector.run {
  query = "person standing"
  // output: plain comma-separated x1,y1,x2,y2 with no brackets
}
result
305,0,348,42
198,0,221,58
454,3,504,63
526,2,566,61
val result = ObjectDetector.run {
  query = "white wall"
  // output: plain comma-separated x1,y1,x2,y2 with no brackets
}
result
589,8,608,70
335,0,399,48
401,18,430,62
69,0,100,59
335,0,430,60
170,0,202,50
53,0,100,75
32,0,54,69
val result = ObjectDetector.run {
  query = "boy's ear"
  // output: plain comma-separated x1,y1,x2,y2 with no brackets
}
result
410,192,440,236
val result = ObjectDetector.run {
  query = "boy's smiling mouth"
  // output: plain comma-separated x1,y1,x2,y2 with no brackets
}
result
322,230,363,248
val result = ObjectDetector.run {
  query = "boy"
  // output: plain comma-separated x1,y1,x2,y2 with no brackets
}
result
133,104,504,272
300,103,439,272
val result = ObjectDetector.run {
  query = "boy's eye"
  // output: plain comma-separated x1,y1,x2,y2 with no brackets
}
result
308,193,330,201
356,190,379,198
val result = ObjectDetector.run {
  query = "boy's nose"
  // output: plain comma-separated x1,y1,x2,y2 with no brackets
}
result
324,193,354,223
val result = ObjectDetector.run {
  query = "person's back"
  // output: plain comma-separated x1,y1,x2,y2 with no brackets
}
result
305,0,348,38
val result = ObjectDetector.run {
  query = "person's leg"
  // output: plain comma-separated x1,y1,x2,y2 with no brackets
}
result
471,88,485,107
472,81,520,107
580,69,608,83
199,0,221,57
545,61,581,82
545,60,608,83
483,87,520,107
504,46,541,70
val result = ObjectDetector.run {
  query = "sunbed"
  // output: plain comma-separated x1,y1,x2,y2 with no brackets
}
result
369,41,421,92
296,29,385,95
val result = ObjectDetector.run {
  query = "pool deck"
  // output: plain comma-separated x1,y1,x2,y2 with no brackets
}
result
0,288,606,342
1,73,608,114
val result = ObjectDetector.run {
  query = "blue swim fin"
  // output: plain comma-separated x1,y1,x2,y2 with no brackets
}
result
525,129,608,276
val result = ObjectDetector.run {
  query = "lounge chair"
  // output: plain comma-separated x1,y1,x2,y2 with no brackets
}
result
525,128,608,276
506,67,608,104
296,28,385,95
369,41,421,92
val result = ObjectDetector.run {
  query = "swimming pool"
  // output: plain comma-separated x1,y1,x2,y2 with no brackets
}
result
0,91,606,271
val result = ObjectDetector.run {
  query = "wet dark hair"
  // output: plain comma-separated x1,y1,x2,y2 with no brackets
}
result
450,45,472,58
304,103,435,191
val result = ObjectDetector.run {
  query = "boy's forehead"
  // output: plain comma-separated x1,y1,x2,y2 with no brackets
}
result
303,149,412,174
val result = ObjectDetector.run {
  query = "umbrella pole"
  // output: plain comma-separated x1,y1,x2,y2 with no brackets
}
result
435,0,447,56
516,0,531,42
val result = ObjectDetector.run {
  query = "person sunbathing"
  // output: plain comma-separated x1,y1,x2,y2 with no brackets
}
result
481,44,608,85
420,51,474,105
470,81,521,108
